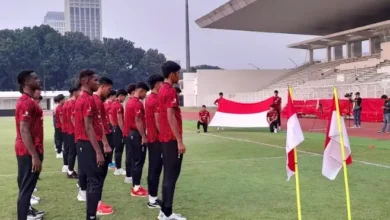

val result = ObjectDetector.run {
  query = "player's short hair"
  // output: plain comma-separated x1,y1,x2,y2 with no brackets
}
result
68,86,79,95
148,74,164,89
202,105,206,108
99,76,113,85
274,90,278,94
108,90,116,97
136,82,150,91
125,83,136,95
161,61,181,78
116,89,127,97
57,94,65,101
219,92,223,96
17,70,35,93
381,95,388,99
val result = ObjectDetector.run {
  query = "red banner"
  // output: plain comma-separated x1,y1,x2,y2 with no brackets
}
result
282,98,383,122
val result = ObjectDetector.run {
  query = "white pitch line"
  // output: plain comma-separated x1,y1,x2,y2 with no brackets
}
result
0,156,317,177
187,130,390,169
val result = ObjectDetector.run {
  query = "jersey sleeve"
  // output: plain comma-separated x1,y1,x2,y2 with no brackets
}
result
134,101,144,117
165,89,179,109
82,98,93,117
18,101,34,123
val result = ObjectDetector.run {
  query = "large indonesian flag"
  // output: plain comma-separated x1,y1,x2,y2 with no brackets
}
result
209,97,273,128
322,96,353,180
286,90,304,181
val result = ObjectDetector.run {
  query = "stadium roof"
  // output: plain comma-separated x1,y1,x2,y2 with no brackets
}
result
288,21,390,50
195,0,390,36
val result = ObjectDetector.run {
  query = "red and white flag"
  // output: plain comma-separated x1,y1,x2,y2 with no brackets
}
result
322,96,353,180
286,89,304,181
209,97,273,128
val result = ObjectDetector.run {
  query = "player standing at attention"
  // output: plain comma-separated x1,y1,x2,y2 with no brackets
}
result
52,96,58,150
214,92,224,130
110,89,128,176
66,87,80,179
74,70,113,219
197,105,210,133
15,70,45,220
104,90,117,168
92,76,114,213
127,82,150,197
273,90,282,131
145,74,165,208
29,89,43,208
123,84,136,183
55,94,65,161
158,61,187,220
62,94,70,174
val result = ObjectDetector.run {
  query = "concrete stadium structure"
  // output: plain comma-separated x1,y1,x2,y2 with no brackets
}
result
0,91,69,110
183,0,390,107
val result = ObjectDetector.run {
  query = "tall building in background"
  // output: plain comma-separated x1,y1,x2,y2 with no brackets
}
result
43,12,66,35
64,0,102,41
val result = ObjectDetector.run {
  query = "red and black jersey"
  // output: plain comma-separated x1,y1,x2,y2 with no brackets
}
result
145,93,159,143
158,83,182,142
15,93,44,156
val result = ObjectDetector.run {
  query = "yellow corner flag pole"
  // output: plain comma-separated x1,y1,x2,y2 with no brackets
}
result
288,86,302,220
333,87,352,220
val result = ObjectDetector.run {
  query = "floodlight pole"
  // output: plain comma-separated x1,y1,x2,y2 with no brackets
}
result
185,0,191,72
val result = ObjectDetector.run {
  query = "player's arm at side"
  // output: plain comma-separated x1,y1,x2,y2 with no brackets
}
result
167,107,183,143
19,103,41,172
135,103,147,143
82,102,104,166
117,107,124,131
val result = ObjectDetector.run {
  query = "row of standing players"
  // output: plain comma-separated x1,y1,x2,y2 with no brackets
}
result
15,60,187,220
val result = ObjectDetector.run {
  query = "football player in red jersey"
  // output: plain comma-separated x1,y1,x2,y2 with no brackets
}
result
126,82,150,197
92,76,114,215
157,61,186,220
74,70,111,219
145,74,165,208
111,89,128,176
66,87,80,179
54,94,65,160
104,90,117,168
214,92,224,130
197,105,210,133
15,70,45,220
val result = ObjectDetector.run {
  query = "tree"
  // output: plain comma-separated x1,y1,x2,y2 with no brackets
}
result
0,25,169,91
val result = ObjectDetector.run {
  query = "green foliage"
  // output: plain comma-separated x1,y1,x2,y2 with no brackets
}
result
0,25,167,90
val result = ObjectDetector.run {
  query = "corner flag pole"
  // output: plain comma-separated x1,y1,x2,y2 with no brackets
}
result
333,87,352,220
288,86,303,220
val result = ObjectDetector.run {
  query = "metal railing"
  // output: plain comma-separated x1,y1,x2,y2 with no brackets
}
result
203,81,389,106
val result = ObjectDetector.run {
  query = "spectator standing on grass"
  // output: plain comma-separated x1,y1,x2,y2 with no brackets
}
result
351,92,362,128
379,95,390,133
214,92,224,130
15,70,45,220
197,105,210,133
273,90,282,131
267,104,278,133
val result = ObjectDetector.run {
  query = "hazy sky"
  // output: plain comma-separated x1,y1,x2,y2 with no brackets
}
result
0,0,323,69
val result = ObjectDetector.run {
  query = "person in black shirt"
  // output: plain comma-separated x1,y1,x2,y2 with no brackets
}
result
351,92,362,128
379,95,390,133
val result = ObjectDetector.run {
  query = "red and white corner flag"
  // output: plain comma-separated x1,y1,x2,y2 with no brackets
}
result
286,89,305,181
322,96,353,180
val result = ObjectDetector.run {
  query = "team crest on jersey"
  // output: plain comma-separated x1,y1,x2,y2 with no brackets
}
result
22,111,29,117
